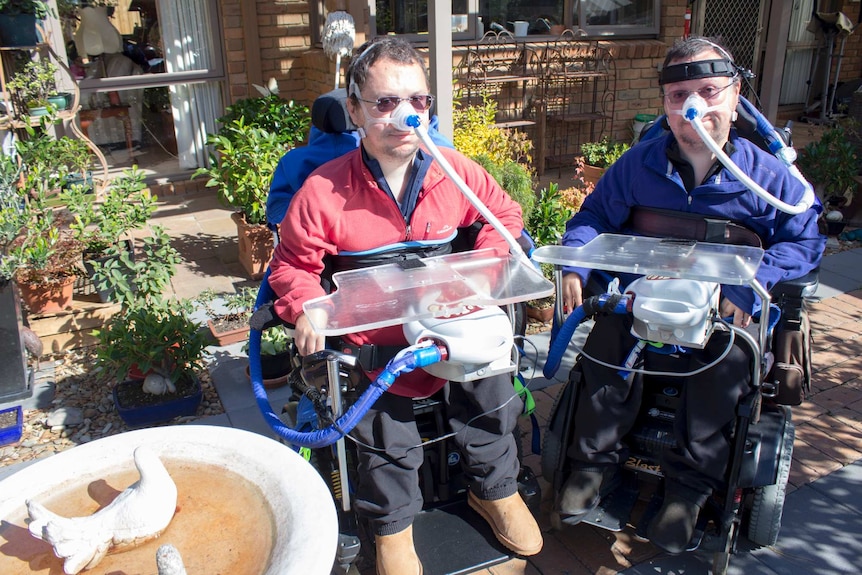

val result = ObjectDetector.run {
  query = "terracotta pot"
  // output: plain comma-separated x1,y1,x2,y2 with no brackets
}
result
17,276,76,315
580,164,606,186
207,318,250,346
526,303,554,323
231,212,273,280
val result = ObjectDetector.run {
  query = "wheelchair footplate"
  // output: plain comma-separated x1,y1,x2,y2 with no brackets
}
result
633,492,713,552
564,472,639,532
413,499,512,575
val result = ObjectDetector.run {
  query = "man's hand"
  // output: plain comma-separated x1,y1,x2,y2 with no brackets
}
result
720,298,751,328
295,313,325,356
561,273,584,314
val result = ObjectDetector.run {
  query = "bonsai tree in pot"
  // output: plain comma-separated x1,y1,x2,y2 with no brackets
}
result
97,297,209,426
6,58,61,117
93,224,208,426
193,94,309,279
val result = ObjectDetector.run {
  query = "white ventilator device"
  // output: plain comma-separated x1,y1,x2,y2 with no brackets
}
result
626,276,720,348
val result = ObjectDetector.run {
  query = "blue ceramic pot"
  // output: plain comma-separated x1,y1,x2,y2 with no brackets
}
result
113,375,203,427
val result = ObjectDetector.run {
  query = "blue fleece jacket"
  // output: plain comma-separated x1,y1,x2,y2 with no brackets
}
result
561,131,826,314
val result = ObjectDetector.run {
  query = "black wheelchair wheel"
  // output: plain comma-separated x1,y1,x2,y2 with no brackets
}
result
746,412,795,547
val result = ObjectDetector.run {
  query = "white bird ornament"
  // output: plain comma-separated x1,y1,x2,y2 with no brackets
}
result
26,446,179,575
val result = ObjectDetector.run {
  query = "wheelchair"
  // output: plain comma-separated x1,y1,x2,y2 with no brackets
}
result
249,245,552,574
534,235,818,575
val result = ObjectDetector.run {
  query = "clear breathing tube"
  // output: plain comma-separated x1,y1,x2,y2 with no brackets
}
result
391,104,531,264
681,93,816,215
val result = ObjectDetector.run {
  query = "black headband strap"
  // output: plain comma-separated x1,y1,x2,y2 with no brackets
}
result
659,59,738,85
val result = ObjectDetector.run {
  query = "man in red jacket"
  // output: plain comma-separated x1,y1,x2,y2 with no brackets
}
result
268,37,542,575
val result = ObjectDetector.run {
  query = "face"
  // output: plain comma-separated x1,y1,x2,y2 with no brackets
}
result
347,58,430,164
662,49,740,153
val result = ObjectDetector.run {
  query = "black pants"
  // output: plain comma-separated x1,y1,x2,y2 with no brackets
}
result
567,314,752,504
352,373,523,536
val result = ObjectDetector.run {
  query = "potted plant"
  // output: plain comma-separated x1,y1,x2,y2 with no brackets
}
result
243,325,294,388
195,286,257,346
93,223,208,427
194,95,309,279
524,182,575,322
16,121,94,197
0,188,84,314
61,167,155,301
797,122,859,235
6,58,61,117
97,298,209,427
577,137,630,185
0,0,50,47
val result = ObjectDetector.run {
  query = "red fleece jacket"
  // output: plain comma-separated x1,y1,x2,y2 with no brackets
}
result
268,146,524,397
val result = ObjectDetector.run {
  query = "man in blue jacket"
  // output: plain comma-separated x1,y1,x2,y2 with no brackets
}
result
556,36,825,554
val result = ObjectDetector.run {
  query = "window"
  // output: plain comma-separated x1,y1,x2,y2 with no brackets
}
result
58,0,225,173
574,0,660,36
374,0,475,40
325,1,660,43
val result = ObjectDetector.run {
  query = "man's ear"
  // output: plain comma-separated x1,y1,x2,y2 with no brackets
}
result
346,96,363,127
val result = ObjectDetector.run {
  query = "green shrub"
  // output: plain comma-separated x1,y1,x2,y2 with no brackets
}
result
527,182,573,248
579,137,630,168
453,94,535,220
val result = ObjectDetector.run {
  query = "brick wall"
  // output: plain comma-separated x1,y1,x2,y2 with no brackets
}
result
217,0,861,148
219,0,315,107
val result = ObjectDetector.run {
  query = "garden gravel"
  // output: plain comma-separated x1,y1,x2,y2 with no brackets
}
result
0,347,225,469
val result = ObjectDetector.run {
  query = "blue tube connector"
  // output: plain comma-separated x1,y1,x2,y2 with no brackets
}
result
249,273,444,448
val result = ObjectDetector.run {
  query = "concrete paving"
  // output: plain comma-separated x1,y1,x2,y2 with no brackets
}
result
3,188,862,574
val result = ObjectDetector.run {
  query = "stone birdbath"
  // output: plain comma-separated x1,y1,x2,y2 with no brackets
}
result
0,426,338,574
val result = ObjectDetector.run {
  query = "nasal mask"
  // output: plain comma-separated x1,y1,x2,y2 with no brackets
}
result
349,81,427,138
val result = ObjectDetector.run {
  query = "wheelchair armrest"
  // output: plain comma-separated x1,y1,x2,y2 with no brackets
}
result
770,267,819,301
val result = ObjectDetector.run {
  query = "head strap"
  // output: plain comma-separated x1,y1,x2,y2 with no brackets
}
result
659,59,737,85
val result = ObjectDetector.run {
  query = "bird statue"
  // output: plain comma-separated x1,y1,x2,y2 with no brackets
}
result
156,543,188,575
26,446,178,575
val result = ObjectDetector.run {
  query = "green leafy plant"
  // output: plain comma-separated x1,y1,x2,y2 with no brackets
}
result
6,58,58,109
0,0,50,18
87,225,181,308
527,182,573,248
797,122,859,199
242,326,292,356
472,154,535,222
96,297,208,386
61,166,155,255
16,122,94,196
579,137,630,168
453,94,536,220
193,118,288,225
217,94,310,149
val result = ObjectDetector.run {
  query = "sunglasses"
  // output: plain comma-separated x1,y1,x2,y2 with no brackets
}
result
663,82,736,107
355,94,435,114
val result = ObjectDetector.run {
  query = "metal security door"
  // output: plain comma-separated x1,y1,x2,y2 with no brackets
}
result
691,0,768,100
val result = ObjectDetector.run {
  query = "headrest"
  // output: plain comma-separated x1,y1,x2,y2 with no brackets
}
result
311,88,357,134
